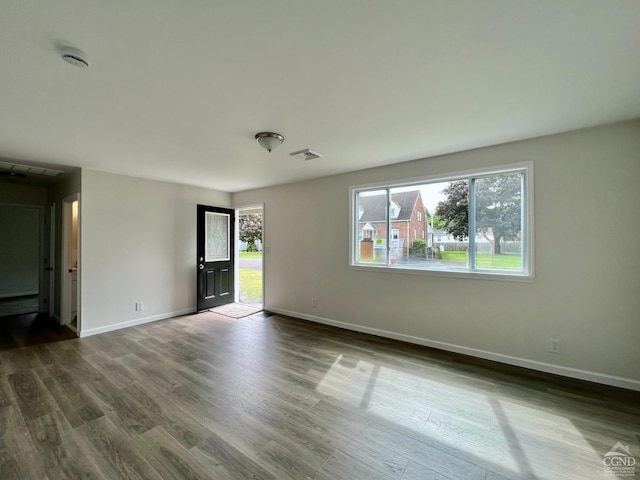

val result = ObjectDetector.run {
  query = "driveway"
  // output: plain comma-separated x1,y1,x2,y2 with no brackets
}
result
239,257,262,271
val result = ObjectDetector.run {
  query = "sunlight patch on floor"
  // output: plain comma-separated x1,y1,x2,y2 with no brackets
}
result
315,355,603,479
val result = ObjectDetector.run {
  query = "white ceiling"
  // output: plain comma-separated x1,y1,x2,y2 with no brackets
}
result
1,0,639,193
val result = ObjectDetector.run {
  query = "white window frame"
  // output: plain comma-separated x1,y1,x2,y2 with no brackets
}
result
350,162,534,281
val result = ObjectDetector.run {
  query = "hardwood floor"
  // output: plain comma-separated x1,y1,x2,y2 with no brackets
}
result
0,310,638,479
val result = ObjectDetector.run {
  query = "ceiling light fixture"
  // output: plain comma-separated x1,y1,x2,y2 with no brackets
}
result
60,46,89,68
255,132,284,153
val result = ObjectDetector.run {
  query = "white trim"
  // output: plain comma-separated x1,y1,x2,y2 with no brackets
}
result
234,212,240,303
349,161,534,280
349,264,535,282
61,193,80,327
77,193,82,333
350,161,534,192
233,203,265,309
523,160,535,277
79,307,196,337
0,291,39,299
267,307,640,392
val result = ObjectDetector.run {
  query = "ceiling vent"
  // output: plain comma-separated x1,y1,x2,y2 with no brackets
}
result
289,149,323,161
0,161,64,177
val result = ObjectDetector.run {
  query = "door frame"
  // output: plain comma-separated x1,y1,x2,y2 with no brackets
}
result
39,202,55,315
48,203,56,317
234,203,265,307
61,193,80,333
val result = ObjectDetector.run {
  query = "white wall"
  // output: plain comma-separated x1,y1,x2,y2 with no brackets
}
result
0,205,40,297
232,120,640,389
80,170,231,334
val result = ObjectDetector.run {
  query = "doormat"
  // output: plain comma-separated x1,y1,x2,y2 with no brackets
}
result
210,303,262,319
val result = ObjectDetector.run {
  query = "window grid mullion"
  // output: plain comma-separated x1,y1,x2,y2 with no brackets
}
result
468,177,476,270
386,188,391,266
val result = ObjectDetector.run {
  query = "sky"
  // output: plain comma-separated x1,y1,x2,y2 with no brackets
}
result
393,181,451,216
359,180,459,219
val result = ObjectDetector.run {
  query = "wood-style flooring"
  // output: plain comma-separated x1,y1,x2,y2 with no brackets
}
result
0,310,638,479
0,312,77,350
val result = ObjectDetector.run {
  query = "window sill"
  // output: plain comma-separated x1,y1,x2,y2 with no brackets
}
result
349,263,535,282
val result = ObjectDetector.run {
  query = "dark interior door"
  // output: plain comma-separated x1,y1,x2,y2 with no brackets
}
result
196,205,235,311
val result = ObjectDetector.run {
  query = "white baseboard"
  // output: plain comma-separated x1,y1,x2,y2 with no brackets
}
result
0,291,39,299
79,307,196,338
268,307,640,392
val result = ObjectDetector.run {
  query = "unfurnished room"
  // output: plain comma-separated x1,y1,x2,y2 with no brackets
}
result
0,1,639,479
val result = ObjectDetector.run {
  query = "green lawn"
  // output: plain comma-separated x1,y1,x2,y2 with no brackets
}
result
239,269,262,305
239,252,262,305
441,251,522,270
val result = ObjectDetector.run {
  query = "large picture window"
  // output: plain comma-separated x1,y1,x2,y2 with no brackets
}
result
351,163,533,279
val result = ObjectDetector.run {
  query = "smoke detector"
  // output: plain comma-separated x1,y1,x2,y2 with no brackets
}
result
60,46,89,68
289,149,323,161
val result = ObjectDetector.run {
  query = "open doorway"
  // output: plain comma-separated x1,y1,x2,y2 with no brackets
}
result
61,193,80,333
236,205,263,308
0,204,41,318
0,202,76,348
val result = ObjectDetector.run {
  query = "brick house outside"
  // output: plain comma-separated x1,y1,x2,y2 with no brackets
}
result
358,190,427,257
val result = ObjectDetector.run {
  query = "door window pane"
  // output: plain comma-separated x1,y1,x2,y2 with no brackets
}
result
205,212,229,261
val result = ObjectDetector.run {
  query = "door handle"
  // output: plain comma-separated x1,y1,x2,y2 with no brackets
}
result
199,264,204,270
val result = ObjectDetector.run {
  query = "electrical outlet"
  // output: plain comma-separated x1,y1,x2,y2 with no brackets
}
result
549,338,561,354
136,301,144,312
311,298,318,308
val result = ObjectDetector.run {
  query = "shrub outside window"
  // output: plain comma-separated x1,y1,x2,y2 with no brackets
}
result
351,163,533,280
